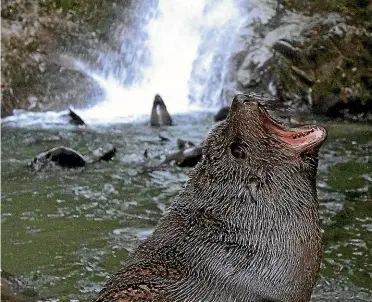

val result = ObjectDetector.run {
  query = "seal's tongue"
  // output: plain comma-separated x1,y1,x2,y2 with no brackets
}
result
260,107,326,152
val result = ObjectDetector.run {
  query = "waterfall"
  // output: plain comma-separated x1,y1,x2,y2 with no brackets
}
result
80,0,244,123
4,0,247,126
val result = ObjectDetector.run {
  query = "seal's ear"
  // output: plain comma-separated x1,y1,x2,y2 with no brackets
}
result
230,141,246,159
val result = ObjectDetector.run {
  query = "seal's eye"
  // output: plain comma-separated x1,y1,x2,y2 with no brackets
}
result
230,142,246,159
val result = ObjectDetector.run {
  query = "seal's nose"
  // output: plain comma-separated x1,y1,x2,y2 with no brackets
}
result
232,94,260,106
233,94,248,104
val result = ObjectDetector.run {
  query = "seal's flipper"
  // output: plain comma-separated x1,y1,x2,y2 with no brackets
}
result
68,108,86,126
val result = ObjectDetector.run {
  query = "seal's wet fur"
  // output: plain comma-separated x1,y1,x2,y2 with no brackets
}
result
150,94,173,126
94,93,327,302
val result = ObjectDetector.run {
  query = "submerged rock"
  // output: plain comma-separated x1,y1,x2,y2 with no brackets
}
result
272,40,302,60
176,138,195,150
158,135,170,143
0,0,133,116
1,270,38,302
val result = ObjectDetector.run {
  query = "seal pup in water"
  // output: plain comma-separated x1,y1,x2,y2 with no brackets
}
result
94,93,327,302
162,138,202,168
150,94,173,126
30,145,117,170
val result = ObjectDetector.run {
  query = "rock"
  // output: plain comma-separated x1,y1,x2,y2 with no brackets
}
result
1,270,38,302
158,135,170,143
273,40,302,60
0,0,132,115
176,138,195,150
226,1,371,121
291,65,315,85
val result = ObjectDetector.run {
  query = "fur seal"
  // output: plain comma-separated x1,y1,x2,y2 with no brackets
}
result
68,108,86,126
94,93,327,302
150,94,173,126
30,146,116,170
214,106,230,122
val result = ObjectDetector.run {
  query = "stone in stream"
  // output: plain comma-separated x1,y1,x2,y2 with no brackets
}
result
1,270,38,302
176,138,195,149
93,93,327,302
30,145,117,170
150,94,173,126
158,135,170,143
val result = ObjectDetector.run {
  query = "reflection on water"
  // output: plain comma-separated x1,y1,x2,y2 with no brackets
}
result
1,115,372,301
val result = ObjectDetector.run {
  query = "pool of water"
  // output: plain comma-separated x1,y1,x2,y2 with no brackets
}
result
1,113,372,301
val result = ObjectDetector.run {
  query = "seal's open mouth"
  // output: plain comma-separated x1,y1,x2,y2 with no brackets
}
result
259,107,327,152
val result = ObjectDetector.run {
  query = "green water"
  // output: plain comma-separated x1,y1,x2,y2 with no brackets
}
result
1,114,372,301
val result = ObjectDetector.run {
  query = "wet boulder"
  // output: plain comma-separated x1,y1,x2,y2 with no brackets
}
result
176,138,195,149
1,270,38,302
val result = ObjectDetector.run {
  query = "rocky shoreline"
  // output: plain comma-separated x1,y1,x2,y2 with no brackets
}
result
1,0,132,117
1,0,371,121
226,0,372,122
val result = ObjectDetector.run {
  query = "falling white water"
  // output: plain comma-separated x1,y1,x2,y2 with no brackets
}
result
3,0,246,126
81,0,243,124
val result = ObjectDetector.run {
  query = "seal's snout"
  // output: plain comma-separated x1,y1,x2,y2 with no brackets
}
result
234,94,248,104
232,94,258,105
232,93,260,108
154,94,164,106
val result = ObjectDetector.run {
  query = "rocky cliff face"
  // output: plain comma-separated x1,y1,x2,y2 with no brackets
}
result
226,0,372,121
1,0,133,117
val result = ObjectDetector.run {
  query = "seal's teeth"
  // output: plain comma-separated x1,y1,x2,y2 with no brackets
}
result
292,130,314,140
